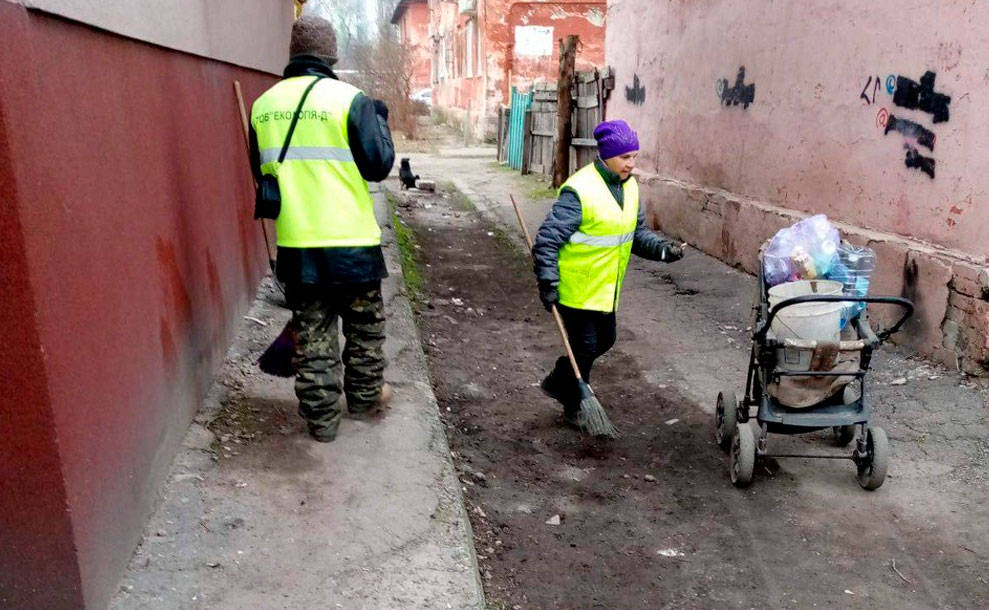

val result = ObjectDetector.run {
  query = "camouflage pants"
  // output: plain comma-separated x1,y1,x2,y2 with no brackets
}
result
290,282,386,439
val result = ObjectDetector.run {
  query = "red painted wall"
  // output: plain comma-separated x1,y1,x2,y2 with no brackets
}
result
0,5,275,609
430,0,605,137
505,2,605,92
399,2,432,92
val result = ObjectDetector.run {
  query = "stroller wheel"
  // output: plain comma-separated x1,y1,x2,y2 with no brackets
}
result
832,425,857,447
856,427,890,491
716,390,739,451
730,423,756,488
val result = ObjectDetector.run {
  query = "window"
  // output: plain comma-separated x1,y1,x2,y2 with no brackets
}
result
465,19,476,78
437,36,449,82
446,37,454,80
432,41,440,84
454,31,461,78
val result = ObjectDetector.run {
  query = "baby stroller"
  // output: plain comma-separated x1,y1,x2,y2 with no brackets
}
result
715,252,913,490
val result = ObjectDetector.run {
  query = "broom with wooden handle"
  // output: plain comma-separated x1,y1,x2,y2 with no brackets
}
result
234,81,295,378
234,81,277,274
510,195,618,439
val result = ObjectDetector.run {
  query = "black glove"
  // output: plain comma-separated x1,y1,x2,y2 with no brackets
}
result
538,281,559,312
372,99,389,120
662,244,684,262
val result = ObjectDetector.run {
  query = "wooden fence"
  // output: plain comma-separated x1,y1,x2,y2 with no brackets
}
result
497,67,614,181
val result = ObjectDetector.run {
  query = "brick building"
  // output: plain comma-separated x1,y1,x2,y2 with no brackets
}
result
428,0,606,138
392,0,432,94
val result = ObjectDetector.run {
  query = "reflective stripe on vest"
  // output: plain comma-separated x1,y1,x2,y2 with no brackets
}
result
569,231,635,247
250,76,380,248
258,146,355,164
556,163,640,313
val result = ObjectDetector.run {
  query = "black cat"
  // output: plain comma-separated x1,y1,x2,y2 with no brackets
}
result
399,157,419,190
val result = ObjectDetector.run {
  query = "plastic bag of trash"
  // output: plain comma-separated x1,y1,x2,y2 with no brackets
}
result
826,241,876,327
763,215,841,286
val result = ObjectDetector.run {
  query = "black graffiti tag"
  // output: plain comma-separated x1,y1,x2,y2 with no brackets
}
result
870,69,948,179
860,75,882,105
884,115,935,151
625,74,646,106
718,66,755,108
892,71,951,123
904,146,935,179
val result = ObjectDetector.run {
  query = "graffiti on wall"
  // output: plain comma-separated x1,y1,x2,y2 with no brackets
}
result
865,70,950,180
885,115,935,151
860,75,883,105
625,74,646,105
717,67,755,108
893,71,951,123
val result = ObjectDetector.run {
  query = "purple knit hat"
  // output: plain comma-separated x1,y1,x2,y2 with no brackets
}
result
593,120,640,160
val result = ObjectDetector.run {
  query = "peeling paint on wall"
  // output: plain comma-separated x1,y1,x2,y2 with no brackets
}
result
548,6,604,27
432,0,606,138
586,7,605,27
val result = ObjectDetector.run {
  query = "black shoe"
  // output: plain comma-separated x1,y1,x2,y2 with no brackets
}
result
563,409,584,430
540,374,569,405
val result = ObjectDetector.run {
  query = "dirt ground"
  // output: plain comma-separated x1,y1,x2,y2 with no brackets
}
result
389,143,989,610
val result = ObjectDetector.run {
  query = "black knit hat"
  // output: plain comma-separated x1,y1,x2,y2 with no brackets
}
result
290,16,338,66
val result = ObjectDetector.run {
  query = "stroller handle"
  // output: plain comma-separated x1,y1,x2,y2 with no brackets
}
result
754,295,914,343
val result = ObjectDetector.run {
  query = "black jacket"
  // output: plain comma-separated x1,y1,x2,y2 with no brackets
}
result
249,55,396,285
532,159,678,284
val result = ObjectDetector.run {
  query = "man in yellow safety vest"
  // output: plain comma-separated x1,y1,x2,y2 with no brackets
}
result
249,16,395,442
532,120,684,429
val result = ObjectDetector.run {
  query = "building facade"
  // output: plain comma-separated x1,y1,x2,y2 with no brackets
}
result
606,0,989,374
392,0,432,94
0,2,291,608
429,0,606,138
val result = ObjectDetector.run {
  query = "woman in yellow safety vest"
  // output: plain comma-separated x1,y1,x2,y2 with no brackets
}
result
532,120,685,429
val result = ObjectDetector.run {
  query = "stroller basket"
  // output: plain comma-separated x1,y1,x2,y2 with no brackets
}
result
716,245,914,490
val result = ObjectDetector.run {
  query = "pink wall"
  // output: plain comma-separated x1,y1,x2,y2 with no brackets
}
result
606,0,988,259
606,0,989,373
0,5,274,608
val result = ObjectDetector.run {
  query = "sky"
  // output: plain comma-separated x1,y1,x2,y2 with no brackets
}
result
306,0,379,39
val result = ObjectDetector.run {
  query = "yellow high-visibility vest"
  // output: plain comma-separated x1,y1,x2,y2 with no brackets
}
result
251,76,380,248
557,163,639,313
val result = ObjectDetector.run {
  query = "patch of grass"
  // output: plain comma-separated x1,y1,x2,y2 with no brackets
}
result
487,223,531,271
385,190,424,308
486,162,557,199
526,178,557,201
432,107,450,127
439,182,531,272
442,182,477,212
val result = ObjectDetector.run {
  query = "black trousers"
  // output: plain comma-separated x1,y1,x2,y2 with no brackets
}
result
546,304,617,412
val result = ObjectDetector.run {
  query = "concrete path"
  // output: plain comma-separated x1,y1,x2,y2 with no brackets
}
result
110,188,484,610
